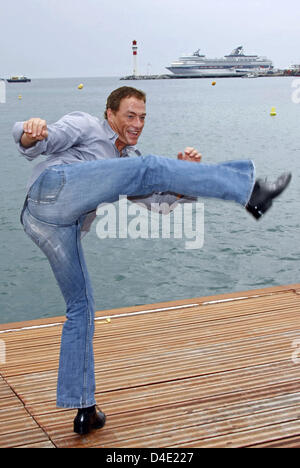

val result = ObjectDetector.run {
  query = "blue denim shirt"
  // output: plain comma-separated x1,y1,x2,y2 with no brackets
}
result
13,111,195,233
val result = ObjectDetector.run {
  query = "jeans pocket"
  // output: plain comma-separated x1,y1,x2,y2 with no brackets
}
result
28,168,65,204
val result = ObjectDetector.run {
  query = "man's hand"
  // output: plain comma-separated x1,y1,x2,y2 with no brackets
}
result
177,147,202,163
21,118,48,148
176,147,202,199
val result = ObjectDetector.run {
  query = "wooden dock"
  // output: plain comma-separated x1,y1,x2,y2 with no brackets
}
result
0,284,300,448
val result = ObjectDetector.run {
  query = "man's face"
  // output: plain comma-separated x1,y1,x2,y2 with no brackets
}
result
107,96,146,147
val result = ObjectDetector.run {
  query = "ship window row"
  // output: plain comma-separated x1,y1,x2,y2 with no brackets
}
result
184,65,270,69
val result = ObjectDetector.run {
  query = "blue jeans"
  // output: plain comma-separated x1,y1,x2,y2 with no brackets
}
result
21,155,255,408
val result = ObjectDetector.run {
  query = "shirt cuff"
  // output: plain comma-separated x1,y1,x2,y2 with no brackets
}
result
12,121,48,160
12,121,24,143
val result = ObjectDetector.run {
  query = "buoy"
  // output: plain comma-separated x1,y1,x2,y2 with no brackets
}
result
270,107,277,116
106,318,111,323
18,94,22,100
212,81,216,86
78,83,84,90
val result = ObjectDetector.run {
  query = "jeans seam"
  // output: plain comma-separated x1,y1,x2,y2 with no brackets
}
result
26,204,76,228
142,155,167,192
56,399,96,409
75,222,93,407
244,161,256,206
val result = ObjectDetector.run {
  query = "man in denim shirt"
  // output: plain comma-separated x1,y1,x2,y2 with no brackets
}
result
13,89,199,235
13,86,291,435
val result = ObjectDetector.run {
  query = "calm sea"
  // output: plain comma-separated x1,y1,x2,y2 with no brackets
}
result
0,76,299,324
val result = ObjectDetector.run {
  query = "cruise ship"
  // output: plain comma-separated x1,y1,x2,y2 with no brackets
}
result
166,46,273,77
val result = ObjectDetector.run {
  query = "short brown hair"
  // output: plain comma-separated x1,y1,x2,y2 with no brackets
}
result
104,86,146,119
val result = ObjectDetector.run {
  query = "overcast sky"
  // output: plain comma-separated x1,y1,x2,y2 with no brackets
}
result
1,0,299,78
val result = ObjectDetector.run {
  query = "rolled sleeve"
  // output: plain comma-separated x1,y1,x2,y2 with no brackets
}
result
12,112,89,162
12,121,24,144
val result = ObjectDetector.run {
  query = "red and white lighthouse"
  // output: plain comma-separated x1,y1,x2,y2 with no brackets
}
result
132,40,138,77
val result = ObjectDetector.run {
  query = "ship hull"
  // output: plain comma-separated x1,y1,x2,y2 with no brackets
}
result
166,67,245,77
7,78,31,83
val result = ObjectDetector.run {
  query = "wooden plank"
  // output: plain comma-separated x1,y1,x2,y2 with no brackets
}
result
2,308,299,376
0,283,298,333
15,441,56,448
51,405,300,448
248,436,300,448
5,334,297,393
0,375,53,448
171,421,300,448
38,386,300,436
0,415,42,436
0,397,25,411
0,285,299,448
1,299,297,354
25,363,300,418
0,428,51,449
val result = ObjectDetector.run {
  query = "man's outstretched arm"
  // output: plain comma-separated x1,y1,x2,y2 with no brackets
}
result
13,111,90,161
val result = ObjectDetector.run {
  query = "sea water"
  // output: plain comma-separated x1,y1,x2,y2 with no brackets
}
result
0,76,299,323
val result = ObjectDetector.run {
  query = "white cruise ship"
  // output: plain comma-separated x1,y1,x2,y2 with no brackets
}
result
166,46,273,77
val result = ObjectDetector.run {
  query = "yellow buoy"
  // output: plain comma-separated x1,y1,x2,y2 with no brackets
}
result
78,83,84,90
270,107,277,116
18,94,22,100
212,81,216,86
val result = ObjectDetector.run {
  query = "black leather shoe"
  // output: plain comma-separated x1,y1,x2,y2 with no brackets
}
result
246,172,292,220
74,405,106,435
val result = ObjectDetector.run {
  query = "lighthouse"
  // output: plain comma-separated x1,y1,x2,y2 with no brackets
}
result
132,40,138,77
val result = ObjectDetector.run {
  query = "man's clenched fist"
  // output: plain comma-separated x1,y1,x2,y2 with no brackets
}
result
21,118,48,148
177,147,202,163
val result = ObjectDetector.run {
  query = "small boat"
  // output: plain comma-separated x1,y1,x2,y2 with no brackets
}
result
7,76,31,83
241,72,259,78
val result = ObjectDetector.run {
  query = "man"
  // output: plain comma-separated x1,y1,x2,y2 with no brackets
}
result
18,87,200,233
13,86,291,435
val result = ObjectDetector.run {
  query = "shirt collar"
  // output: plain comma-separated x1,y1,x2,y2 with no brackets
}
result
103,119,117,141
102,119,141,156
